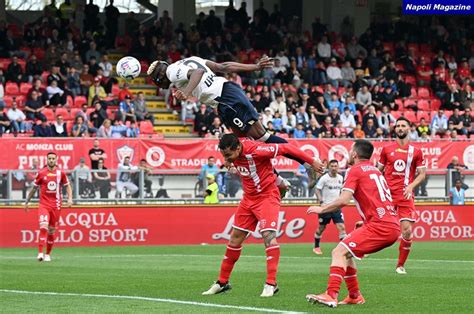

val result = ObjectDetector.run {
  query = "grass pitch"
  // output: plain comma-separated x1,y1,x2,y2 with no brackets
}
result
1,242,473,313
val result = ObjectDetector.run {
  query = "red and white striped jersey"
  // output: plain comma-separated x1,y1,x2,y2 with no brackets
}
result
378,142,426,204
232,140,314,198
33,167,69,210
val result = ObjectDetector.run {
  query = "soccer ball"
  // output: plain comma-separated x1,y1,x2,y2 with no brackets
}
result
116,56,141,79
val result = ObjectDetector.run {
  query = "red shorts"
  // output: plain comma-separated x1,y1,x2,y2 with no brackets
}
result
233,189,280,233
393,195,417,222
341,223,400,260
38,206,61,228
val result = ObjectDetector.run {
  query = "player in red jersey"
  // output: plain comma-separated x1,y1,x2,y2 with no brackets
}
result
24,152,72,262
378,117,426,275
305,140,400,308
202,134,322,297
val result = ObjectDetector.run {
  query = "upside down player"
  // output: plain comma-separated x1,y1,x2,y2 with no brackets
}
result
306,140,400,307
24,152,72,262
147,56,323,186
202,134,321,297
378,117,426,275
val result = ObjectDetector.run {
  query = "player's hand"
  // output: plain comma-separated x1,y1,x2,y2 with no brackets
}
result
403,185,413,200
24,202,29,213
307,206,324,215
174,90,189,101
66,198,73,208
311,158,325,174
257,55,274,69
355,221,364,229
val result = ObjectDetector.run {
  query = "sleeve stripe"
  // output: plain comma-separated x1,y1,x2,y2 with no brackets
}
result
416,165,427,169
342,188,354,194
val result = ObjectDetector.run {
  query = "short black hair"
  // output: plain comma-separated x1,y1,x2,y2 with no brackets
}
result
218,134,241,151
328,159,338,165
47,152,57,157
396,117,410,126
353,140,374,160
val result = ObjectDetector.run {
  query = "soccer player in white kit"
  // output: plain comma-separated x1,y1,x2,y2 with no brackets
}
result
313,160,346,255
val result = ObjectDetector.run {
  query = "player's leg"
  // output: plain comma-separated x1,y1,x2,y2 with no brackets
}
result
44,210,61,262
339,257,365,305
313,220,327,255
202,227,247,295
260,229,281,297
37,208,50,261
396,219,414,274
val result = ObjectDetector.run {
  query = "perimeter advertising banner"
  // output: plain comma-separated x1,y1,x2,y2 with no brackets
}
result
0,205,472,247
0,138,473,171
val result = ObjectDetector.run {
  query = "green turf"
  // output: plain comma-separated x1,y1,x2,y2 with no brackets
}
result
1,242,473,312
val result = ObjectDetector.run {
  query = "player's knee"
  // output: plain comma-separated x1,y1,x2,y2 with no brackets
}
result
39,224,48,230
402,228,412,240
261,230,278,247
48,227,56,235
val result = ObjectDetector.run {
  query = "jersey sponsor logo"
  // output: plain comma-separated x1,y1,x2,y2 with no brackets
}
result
463,145,474,169
376,207,386,218
146,146,166,167
176,68,182,79
236,166,250,176
116,145,135,163
256,146,275,152
394,159,406,172
47,173,57,177
47,181,57,191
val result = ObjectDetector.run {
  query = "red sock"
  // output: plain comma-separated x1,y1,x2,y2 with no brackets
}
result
218,245,242,284
265,245,280,285
327,266,345,299
38,228,48,254
46,233,55,255
344,266,360,298
397,238,412,267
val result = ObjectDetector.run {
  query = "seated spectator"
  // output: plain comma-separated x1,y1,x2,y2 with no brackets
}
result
93,158,111,199
208,116,226,137
80,64,94,95
339,95,357,115
356,85,372,112
272,112,284,132
431,110,449,136
88,76,107,106
340,107,356,136
111,119,128,138
266,121,277,135
74,158,95,198
118,95,136,122
431,73,448,100
327,93,341,111
0,111,11,135
27,78,49,105
51,115,68,137
118,82,133,102
380,86,398,111
377,105,396,135
6,56,23,85
460,85,473,109
71,116,88,137
67,67,81,97
282,109,296,134
0,83,5,109
46,79,67,107
134,92,154,124
319,116,334,137
126,121,140,138
97,119,113,138
333,120,347,138
269,92,287,116
317,36,331,62
116,156,139,198
24,91,47,121
461,107,472,137
6,99,27,133
417,118,431,136
448,108,465,134
262,107,274,127
306,118,321,138
33,117,53,137
408,123,419,141
443,85,463,110
347,36,367,61
362,105,379,129
363,118,377,138
90,100,108,129
86,42,101,63
70,51,83,71
326,58,342,90
47,63,67,90
25,55,43,83
99,55,113,78
313,95,329,124
295,105,309,128
194,104,209,137
329,107,341,126
293,123,306,139
341,61,356,88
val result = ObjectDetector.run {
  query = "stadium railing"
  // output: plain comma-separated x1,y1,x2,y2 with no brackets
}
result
0,169,472,204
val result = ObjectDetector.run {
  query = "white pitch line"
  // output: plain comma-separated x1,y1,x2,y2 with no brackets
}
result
0,253,473,263
0,289,303,314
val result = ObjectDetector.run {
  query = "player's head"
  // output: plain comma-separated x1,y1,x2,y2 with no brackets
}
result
147,60,170,89
328,159,339,175
207,156,215,167
46,152,57,169
455,179,462,189
123,156,130,165
218,134,242,163
395,117,410,139
349,140,374,165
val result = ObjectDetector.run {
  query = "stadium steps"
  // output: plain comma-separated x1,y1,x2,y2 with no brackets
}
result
153,113,179,121
130,85,157,96
107,52,125,63
146,100,167,110
153,124,193,134
116,77,146,85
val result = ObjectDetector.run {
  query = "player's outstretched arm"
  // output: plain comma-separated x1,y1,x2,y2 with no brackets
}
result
307,190,353,215
174,68,205,100
205,56,274,74
24,186,38,212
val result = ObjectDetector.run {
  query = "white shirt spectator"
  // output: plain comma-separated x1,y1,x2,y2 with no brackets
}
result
340,111,356,134
275,53,290,68
327,65,343,80
317,42,331,58
377,112,395,132
269,100,287,116
282,113,296,133
7,107,26,122
99,61,113,77
46,85,64,99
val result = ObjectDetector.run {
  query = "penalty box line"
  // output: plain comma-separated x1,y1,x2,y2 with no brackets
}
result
0,289,303,314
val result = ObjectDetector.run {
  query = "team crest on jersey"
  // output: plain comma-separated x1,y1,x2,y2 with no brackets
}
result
117,145,135,163
349,242,356,248
376,207,386,218
47,181,57,191
236,166,250,176
394,159,406,172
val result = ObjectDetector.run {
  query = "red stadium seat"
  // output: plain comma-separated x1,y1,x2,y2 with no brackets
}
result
404,99,416,108
417,100,430,111
139,120,154,134
431,98,441,110
86,108,95,116
55,108,69,119
32,48,45,60
5,82,19,95
14,95,25,106
407,43,419,54
403,111,417,123
20,83,32,95
419,44,432,53
70,108,80,119
444,110,453,118
410,87,417,98
337,87,347,97
417,87,430,99
41,72,49,84
66,95,74,107
74,96,87,107
383,42,394,55
404,75,416,86
395,99,403,108
391,111,402,120
3,95,13,106
43,108,55,121
17,59,26,71
417,111,430,122
66,121,74,134
112,84,120,96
